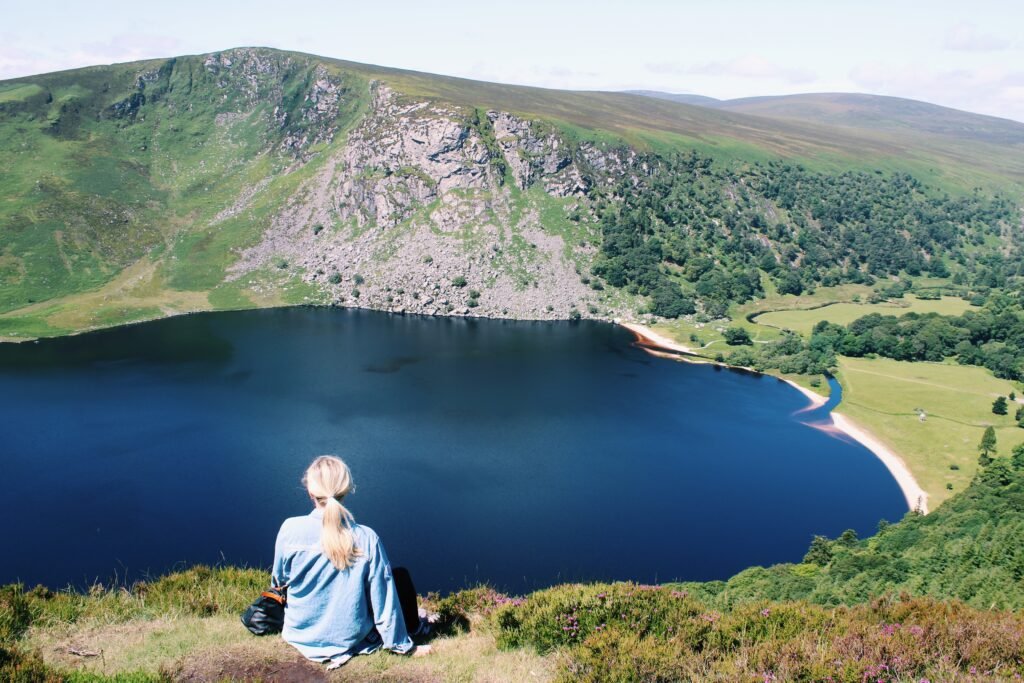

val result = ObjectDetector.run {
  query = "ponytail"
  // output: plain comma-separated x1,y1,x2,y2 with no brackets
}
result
320,496,360,569
303,456,363,569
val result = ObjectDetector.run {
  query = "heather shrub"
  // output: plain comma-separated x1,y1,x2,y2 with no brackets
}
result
494,582,704,652
491,584,1024,682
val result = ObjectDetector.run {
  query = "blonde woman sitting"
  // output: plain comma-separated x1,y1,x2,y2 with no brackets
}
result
272,455,434,669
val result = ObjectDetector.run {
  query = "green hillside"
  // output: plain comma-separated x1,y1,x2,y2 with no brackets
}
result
2,46,1022,343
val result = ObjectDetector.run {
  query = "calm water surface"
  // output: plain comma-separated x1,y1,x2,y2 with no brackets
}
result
0,308,906,592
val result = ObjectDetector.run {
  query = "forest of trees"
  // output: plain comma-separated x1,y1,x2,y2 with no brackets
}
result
590,152,1020,318
808,293,1024,379
727,292,1024,380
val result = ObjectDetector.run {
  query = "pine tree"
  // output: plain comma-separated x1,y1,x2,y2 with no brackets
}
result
978,426,997,466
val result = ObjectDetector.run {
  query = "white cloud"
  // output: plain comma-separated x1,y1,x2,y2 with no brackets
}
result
943,22,1010,52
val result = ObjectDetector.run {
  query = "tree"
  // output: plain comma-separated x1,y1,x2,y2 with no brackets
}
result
1012,443,1024,471
837,529,858,547
803,535,833,565
978,426,997,465
992,396,1008,415
649,284,695,318
723,327,753,345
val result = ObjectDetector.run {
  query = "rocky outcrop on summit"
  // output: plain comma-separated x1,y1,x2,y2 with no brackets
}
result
200,49,346,154
333,85,499,229
232,81,638,321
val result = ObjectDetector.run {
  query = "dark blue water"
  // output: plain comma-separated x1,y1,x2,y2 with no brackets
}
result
0,308,906,593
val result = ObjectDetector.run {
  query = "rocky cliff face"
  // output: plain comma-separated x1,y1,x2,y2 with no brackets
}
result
232,80,639,320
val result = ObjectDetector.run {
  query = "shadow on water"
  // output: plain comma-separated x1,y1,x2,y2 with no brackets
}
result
0,314,235,371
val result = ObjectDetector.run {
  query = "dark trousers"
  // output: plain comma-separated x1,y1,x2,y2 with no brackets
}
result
392,566,420,635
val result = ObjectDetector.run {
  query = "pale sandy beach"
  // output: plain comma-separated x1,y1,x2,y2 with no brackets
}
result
780,378,829,411
620,321,929,515
830,413,929,514
619,321,695,355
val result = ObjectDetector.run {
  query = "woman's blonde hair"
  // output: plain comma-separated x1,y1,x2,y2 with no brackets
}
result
303,455,362,569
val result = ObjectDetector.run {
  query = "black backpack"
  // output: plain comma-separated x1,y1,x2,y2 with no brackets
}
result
241,586,287,635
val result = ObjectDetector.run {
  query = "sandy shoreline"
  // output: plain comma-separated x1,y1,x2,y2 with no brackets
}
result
780,378,829,411
621,321,829,408
620,320,929,515
619,321,696,355
830,413,928,514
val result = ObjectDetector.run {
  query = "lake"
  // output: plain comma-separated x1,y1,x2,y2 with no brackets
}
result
0,308,907,593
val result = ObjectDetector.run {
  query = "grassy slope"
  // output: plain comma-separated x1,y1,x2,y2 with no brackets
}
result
711,92,1024,146
329,58,1024,191
0,50,361,339
753,295,974,337
629,89,1024,191
835,356,1024,506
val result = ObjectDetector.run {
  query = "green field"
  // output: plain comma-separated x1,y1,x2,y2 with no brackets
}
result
755,295,974,336
835,356,1023,507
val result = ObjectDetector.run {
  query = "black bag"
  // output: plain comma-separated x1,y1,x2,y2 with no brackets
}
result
241,586,287,635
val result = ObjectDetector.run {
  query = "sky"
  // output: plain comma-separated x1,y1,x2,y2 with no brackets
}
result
3,0,1024,122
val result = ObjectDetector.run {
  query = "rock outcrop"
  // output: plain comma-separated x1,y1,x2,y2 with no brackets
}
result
232,80,639,321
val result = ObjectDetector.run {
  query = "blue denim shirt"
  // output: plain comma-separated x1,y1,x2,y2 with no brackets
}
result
272,510,413,662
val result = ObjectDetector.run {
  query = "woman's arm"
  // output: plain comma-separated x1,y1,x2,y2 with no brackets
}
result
271,524,289,587
366,534,414,654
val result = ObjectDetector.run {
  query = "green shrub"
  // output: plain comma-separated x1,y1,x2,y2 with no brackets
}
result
452,275,467,288
495,583,703,653
0,645,64,683
723,327,752,345
0,585,32,643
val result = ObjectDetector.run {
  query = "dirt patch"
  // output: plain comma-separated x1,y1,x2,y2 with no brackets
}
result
171,643,329,682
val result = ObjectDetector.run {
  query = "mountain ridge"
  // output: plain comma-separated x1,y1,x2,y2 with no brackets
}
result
627,89,1024,146
0,46,1021,342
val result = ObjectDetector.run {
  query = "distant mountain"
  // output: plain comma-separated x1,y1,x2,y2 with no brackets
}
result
625,90,1024,147
711,93,1024,146
622,89,721,107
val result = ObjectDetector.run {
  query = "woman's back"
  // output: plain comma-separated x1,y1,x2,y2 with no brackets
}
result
273,510,412,662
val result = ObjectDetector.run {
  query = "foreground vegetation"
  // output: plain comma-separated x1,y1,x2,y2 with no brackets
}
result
4,461,1024,681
